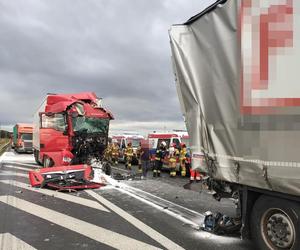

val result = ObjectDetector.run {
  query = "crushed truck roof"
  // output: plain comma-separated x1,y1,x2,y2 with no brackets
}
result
45,92,113,119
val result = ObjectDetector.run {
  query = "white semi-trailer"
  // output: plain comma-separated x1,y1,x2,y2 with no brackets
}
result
169,0,300,249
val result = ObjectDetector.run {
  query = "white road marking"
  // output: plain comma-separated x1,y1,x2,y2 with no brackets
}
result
0,151,35,164
98,174,203,226
102,173,202,215
0,233,37,250
112,186,200,227
7,162,39,168
124,185,204,217
0,171,28,178
86,190,185,250
0,195,161,250
1,164,33,172
0,180,110,213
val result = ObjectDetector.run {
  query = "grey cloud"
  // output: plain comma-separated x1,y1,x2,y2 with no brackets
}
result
0,0,214,129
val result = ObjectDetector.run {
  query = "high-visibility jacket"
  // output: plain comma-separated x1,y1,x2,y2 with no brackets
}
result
124,147,134,157
179,148,187,161
111,144,119,157
169,147,179,163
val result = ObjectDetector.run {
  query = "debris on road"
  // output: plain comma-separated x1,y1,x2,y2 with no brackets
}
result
111,171,142,181
28,165,105,191
201,211,241,236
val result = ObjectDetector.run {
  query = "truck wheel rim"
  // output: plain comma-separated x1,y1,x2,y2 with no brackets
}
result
261,208,295,249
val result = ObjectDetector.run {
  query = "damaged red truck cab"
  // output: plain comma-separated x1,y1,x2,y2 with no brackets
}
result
33,92,113,167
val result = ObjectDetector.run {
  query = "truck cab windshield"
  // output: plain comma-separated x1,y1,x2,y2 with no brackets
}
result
21,133,33,140
72,116,109,134
41,113,66,132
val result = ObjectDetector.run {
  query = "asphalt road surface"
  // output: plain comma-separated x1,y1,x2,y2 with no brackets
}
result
0,149,255,250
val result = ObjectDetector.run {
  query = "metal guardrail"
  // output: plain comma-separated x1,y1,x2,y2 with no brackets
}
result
0,141,10,156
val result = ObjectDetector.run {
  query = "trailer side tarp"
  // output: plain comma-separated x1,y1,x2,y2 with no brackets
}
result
169,0,300,196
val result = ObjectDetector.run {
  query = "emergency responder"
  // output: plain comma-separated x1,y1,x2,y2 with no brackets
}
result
179,143,187,177
136,142,142,175
104,142,112,162
111,141,119,165
140,140,150,179
169,143,179,177
124,142,134,170
153,141,166,177
190,153,204,182
190,168,201,183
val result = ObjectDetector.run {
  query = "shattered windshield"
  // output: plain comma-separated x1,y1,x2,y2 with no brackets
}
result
41,113,66,132
72,116,109,134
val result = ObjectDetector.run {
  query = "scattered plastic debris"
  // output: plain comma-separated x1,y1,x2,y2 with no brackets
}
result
201,211,241,235
111,172,141,181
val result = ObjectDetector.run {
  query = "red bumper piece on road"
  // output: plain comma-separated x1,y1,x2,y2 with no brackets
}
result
28,165,104,190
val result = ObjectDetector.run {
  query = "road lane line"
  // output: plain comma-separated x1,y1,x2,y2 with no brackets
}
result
7,162,39,168
0,180,110,213
124,185,204,216
0,171,28,178
86,190,185,250
112,186,200,227
103,173,203,217
0,195,161,250
0,233,37,250
1,164,33,172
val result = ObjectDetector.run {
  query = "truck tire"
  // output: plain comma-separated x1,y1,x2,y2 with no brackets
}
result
43,156,53,168
251,195,300,250
33,150,42,165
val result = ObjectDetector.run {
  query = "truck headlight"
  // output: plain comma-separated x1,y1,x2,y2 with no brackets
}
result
62,156,72,163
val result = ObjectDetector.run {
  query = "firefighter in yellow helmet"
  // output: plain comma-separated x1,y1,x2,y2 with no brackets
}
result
179,143,187,177
169,143,179,177
124,142,134,170
111,141,119,165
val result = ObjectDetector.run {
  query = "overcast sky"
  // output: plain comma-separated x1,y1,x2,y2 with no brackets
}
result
0,0,214,134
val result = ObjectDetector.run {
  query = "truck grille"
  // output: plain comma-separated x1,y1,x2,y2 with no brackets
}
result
24,142,33,149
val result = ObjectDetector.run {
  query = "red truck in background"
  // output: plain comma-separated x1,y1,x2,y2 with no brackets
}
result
33,92,113,168
12,123,33,153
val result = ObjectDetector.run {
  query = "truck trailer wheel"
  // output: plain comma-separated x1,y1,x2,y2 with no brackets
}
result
251,195,300,250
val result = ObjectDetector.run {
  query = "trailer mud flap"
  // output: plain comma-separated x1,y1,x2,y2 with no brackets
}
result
28,165,104,190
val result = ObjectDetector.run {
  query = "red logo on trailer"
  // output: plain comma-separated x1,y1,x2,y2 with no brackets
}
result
240,0,296,114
